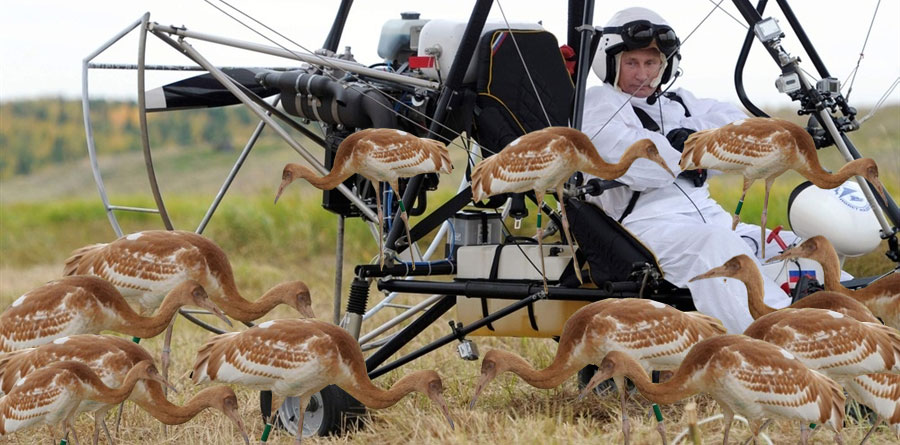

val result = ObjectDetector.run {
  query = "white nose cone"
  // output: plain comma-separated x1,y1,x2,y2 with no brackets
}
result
788,180,882,257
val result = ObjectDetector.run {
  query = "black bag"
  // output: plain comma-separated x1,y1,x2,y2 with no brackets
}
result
564,198,662,284
473,29,574,155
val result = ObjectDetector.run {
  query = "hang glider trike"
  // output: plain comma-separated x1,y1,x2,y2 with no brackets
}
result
81,0,900,437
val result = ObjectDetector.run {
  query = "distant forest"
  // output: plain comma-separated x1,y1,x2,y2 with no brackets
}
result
0,99,282,179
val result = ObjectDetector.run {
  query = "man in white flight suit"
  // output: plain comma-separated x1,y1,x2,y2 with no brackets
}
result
582,7,795,333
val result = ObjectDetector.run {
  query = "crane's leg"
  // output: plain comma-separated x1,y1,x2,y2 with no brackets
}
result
293,395,311,445
261,395,283,444
101,419,114,445
161,316,177,399
390,180,415,271
614,375,631,445
652,404,667,445
733,177,754,230
91,407,115,445
375,182,385,270
859,416,882,445
535,192,548,293
556,185,583,285
799,423,811,444
720,404,734,445
113,401,125,437
740,419,770,445
760,178,774,258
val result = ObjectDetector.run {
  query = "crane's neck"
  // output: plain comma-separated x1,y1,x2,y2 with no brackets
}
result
500,350,583,389
739,270,775,320
619,357,698,405
343,371,425,409
292,164,353,191
800,159,869,190
114,293,183,338
88,366,143,404
812,251,851,295
583,149,635,181
136,383,211,425
216,283,282,322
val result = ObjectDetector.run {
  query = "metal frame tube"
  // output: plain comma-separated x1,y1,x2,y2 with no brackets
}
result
153,32,378,222
83,14,150,237
365,295,456,377
137,14,174,230
334,215,345,325
570,0,594,130
359,294,444,345
195,98,278,234
147,23,439,91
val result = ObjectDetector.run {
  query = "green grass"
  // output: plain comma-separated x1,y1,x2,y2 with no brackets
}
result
0,108,898,444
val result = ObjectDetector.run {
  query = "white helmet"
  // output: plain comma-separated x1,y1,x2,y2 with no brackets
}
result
592,7,681,90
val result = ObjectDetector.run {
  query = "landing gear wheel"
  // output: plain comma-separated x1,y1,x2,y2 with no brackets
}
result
259,385,366,438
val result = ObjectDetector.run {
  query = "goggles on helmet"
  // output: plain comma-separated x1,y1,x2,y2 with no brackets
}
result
602,20,679,55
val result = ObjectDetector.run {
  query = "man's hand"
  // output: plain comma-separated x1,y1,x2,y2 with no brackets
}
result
666,127,696,153
667,128,706,186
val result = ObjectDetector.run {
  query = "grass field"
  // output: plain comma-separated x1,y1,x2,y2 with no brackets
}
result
1,111,898,443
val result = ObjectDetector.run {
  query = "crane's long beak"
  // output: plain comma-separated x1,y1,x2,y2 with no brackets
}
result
200,299,234,328
155,375,178,394
765,248,798,264
870,178,887,203
431,392,455,430
274,179,291,204
688,265,728,283
227,409,250,445
576,369,612,401
468,373,493,409
300,305,316,319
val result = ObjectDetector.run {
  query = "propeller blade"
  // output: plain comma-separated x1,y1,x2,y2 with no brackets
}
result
145,68,279,111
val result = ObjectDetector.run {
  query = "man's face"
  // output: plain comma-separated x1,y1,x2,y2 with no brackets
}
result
617,47,663,98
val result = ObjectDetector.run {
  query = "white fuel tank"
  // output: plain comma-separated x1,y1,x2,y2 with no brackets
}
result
787,180,882,257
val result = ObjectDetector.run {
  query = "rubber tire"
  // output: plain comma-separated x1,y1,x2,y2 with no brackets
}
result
259,386,366,438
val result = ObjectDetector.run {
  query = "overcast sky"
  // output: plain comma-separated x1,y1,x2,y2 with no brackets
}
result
1,0,898,111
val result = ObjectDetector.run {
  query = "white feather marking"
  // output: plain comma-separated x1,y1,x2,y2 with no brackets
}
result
395,130,407,136
259,320,276,329
780,349,795,360
15,377,26,386
53,337,70,345
648,301,666,309
11,294,27,307
826,310,843,319
510,137,521,147
732,119,746,126
126,232,144,241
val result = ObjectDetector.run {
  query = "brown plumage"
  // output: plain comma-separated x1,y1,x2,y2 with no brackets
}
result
470,127,675,291
63,230,314,321
0,334,249,444
0,277,229,353
192,318,453,443
0,360,169,442
274,128,453,269
579,335,846,445
469,298,724,444
690,254,879,322
769,235,899,329
744,308,900,443
681,117,886,256
63,229,314,383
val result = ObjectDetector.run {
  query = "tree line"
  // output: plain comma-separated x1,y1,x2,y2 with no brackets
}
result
0,98,280,179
